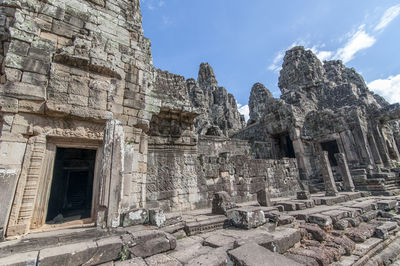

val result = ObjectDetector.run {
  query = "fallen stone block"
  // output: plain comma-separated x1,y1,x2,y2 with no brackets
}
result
0,251,39,266
229,207,266,229
374,222,398,239
145,254,182,266
294,199,315,208
169,244,214,264
84,236,123,265
333,219,349,230
203,233,236,249
261,228,302,254
300,224,327,242
38,241,98,266
276,214,295,226
285,253,319,266
264,211,280,222
294,202,307,210
289,247,333,266
149,209,166,227
320,209,347,223
257,188,272,207
228,243,302,266
377,200,397,211
361,211,378,222
297,191,311,200
346,201,377,213
278,202,296,211
331,235,355,256
187,247,228,266
212,191,237,215
346,217,362,227
122,230,176,258
345,223,375,243
122,209,148,227
308,214,332,229
233,233,274,249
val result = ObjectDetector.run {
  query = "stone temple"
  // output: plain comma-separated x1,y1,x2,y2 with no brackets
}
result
1,1,400,265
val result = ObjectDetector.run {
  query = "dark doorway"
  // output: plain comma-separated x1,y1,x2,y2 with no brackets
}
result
273,132,296,159
321,140,340,166
46,148,96,224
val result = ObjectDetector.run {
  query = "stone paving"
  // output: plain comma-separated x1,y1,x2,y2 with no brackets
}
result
2,192,400,265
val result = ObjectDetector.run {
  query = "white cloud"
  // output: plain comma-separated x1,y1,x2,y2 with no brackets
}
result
334,25,376,63
375,4,400,31
237,104,250,122
316,51,333,61
267,51,285,73
267,4,398,73
141,0,166,11
368,74,400,104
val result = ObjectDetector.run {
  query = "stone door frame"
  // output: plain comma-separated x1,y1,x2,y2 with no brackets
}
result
30,137,103,230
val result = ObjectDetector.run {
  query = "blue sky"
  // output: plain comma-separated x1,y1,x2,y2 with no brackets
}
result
141,0,400,120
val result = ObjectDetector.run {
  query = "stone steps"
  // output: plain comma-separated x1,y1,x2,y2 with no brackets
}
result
0,228,178,266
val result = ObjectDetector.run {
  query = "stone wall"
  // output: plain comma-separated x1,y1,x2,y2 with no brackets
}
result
147,136,300,212
0,0,163,236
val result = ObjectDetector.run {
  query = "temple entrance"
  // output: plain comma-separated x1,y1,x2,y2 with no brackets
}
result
273,132,295,159
320,140,340,166
46,148,96,224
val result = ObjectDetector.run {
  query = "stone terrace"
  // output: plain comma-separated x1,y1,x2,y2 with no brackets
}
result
2,193,400,265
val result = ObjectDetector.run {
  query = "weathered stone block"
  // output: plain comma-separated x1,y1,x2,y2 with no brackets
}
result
85,236,123,265
149,209,166,227
228,243,302,266
277,215,295,226
124,230,177,258
21,71,48,87
3,81,46,100
374,222,398,239
334,219,349,230
297,191,311,200
300,224,327,242
308,214,332,229
38,241,98,266
262,228,302,254
0,251,39,266
211,191,236,215
122,209,148,227
0,96,18,113
203,234,236,249
229,207,266,229
377,200,397,211
257,188,272,207
145,254,181,266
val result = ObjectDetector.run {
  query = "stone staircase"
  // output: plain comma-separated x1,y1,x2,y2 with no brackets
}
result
351,167,400,196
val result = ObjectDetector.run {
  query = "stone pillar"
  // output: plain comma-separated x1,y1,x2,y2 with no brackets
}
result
352,124,375,167
319,151,338,197
367,133,383,165
372,125,391,168
291,128,312,193
334,153,355,192
257,187,272,207
100,120,125,228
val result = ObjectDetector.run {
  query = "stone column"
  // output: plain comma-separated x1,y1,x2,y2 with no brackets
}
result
353,124,375,167
100,120,125,228
257,187,272,207
372,125,391,168
334,153,355,192
319,151,339,197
